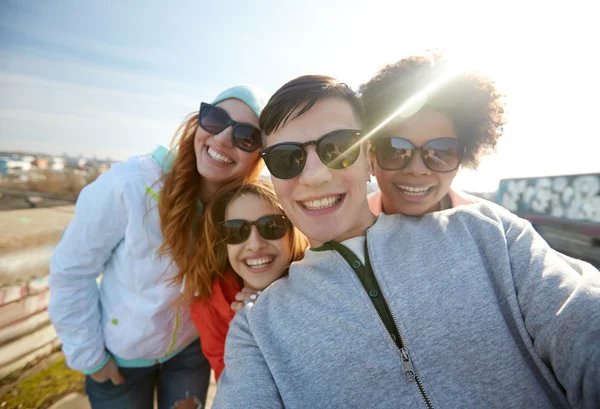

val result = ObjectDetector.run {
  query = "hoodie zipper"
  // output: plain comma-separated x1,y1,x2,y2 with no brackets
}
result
374,290,434,409
311,241,434,409
365,244,434,409
314,241,434,409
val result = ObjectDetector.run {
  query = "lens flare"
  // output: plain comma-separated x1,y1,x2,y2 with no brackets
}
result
330,66,465,169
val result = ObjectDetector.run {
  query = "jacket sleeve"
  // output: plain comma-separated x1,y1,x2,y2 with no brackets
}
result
504,214,600,409
48,168,128,372
189,301,228,381
212,308,283,408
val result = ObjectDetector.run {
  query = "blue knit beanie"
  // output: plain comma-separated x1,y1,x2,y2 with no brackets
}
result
151,85,268,174
211,84,270,118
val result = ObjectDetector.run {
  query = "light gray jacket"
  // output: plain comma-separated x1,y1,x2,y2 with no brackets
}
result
213,203,600,409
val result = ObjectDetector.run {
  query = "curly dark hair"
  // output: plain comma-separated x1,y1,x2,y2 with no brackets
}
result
358,53,506,168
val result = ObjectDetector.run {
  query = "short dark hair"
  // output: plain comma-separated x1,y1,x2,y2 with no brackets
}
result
359,53,506,168
260,75,365,138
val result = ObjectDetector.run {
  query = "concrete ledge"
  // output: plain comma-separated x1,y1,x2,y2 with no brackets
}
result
0,310,50,344
48,393,91,409
0,290,50,328
0,338,61,379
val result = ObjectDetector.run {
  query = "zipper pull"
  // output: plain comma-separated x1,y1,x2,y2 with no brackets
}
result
400,347,417,382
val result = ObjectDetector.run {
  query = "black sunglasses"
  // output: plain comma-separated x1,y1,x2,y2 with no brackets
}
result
218,214,291,245
198,102,262,152
372,137,464,173
259,129,363,180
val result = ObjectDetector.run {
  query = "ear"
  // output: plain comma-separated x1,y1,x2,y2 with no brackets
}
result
367,147,376,177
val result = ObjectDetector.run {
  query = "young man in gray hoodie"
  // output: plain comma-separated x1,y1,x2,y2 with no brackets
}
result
213,75,600,409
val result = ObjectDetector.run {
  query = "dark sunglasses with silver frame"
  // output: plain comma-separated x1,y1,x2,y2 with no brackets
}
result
371,136,464,173
198,102,263,152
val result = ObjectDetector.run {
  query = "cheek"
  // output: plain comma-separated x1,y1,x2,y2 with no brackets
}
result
355,156,370,183
441,171,458,187
347,166,369,191
374,168,393,185
271,180,293,208
226,244,240,265
236,151,259,169
194,128,210,151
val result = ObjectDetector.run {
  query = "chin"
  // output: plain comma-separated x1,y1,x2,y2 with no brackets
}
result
396,204,427,217
313,231,342,245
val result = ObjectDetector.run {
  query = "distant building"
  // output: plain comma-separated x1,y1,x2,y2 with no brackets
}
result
0,157,32,173
0,158,7,175
66,157,88,169
32,158,49,169
97,163,111,173
50,157,66,171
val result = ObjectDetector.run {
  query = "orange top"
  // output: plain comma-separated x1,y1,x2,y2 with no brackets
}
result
367,188,477,216
189,273,240,381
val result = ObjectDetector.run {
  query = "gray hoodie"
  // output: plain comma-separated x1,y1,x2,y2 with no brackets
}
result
213,202,600,409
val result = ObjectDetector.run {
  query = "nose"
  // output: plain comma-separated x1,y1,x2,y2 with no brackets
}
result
245,225,267,252
402,150,431,176
213,126,234,149
298,147,333,187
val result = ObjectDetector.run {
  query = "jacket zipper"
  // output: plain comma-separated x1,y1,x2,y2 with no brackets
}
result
165,306,180,356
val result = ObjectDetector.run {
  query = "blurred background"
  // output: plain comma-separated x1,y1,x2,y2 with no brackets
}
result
1,0,599,192
0,1,598,407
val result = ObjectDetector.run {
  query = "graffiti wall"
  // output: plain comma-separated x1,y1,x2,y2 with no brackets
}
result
497,173,600,224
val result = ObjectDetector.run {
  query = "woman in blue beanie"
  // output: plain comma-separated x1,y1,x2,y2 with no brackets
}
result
48,85,269,409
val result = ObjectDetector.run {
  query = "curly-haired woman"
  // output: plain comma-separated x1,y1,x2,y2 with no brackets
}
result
359,53,506,216
48,85,268,409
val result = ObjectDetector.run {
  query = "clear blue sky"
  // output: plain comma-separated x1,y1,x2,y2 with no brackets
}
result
1,0,598,191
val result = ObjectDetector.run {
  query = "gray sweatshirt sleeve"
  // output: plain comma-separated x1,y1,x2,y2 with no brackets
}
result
212,305,284,409
503,213,600,409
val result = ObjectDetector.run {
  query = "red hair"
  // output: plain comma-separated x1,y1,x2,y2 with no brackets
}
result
158,112,263,301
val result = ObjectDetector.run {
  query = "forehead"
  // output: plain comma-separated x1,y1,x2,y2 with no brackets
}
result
216,98,259,127
382,108,456,144
226,193,278,219
266,98,360,146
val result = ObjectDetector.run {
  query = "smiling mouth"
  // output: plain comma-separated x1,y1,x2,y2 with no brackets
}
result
395,185,433,196
207,147,234,164
245,256,274,270
300,195,342,210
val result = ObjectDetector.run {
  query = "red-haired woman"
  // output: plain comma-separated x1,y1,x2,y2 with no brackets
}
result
48,85,268,409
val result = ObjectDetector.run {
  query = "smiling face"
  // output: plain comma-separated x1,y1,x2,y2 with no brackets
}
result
225,193,292,291
194,98,260,185
266,97,375,247
370,108,459,216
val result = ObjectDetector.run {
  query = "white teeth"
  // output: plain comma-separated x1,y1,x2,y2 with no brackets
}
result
396,185,431,196
245,257,273,268
301,195,341,210
208,147,233,164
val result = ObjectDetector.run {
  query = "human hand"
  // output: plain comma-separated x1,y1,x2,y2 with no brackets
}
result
89,357,125,385
230,287,262,313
